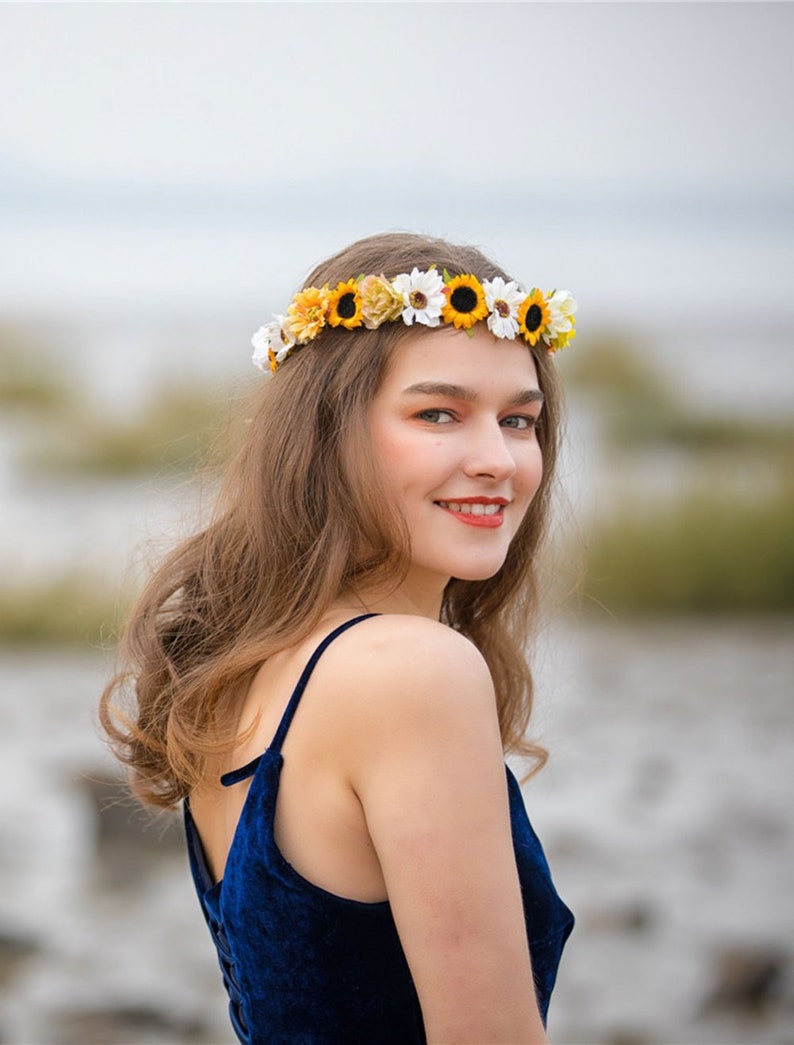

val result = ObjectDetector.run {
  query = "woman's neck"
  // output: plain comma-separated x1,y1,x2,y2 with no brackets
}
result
339,569,449,621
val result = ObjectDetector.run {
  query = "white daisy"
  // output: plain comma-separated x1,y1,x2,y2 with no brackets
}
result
271,314,296,363
251,323,276,371
251,316,295,371
392,267,446,327
483,277,524,339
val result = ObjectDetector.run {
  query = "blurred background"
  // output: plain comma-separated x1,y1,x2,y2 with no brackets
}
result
1,3,792,1043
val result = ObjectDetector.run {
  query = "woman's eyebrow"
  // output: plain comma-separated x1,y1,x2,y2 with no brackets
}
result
403,382,544,405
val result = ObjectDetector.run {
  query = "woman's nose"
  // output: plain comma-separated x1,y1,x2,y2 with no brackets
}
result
462,422,517,481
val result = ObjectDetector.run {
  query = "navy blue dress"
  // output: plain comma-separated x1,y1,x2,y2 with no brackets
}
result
184,615,574,1044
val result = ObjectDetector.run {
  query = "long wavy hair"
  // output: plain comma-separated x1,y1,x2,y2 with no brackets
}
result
99,232,565,808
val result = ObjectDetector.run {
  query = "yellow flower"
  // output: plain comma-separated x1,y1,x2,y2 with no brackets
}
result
543,290,578,352
549,316,576,353
327,279,364,330
358,274,404,329
441,273,489,330
285,285,330,344
518,289,550,346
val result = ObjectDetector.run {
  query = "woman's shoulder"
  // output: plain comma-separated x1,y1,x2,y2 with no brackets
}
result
349,610,479,649
331,613,490,683
318,613,498,736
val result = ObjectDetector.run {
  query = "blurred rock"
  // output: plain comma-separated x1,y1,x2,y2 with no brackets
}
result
78,769,184,890
0,930,39,987
587,900,656,935
53,1004,214,1044
702,944,789,1017
604,1030,656,1045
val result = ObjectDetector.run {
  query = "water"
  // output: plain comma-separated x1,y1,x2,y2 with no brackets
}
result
0,619,791,1043
530,618,794,1044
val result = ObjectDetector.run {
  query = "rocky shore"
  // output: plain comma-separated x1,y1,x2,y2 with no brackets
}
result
0,618,791,1043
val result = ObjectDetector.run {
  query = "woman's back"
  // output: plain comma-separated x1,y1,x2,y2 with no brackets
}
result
188,610,392,900
186,614,573,1044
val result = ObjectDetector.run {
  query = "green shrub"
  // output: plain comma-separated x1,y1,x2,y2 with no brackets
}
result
0,324,71,410
0,576,130,647
25,384,242,477
584,485,794,614
563,333,794,453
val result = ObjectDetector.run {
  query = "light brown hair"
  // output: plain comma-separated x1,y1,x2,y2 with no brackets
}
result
99,232,564,807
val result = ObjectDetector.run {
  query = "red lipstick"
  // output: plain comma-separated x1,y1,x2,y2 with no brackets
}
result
434,497,508,528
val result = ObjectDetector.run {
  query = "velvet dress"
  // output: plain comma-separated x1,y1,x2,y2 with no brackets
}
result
184,614,574,1044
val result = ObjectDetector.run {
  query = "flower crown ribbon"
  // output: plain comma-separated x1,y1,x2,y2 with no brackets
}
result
252,268,576,373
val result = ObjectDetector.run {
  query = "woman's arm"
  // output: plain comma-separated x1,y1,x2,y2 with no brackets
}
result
338,615,548,1044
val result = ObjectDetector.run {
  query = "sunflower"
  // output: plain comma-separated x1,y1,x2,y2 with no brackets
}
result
285,285,330,344
441,274,489,330
517,289,551,346
327,279,364,330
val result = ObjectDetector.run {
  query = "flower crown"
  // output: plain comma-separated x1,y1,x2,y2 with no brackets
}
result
252,267,577,373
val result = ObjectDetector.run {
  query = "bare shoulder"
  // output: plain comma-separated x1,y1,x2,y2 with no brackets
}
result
313,614,502,761
324,613,495,716
329,613,490,681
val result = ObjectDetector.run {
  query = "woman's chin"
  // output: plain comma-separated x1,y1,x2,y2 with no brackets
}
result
449,559,508,583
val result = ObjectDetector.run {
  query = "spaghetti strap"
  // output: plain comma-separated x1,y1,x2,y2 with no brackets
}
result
270,613,378,753
220,613,377,787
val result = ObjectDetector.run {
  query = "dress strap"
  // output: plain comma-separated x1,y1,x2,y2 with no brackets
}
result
220,613,377,787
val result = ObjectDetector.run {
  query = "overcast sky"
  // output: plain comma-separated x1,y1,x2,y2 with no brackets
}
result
1,2,791,191
0,3,792,325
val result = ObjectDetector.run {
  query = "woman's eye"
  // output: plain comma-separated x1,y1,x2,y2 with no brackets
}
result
501,414,537,430
417,409,455,424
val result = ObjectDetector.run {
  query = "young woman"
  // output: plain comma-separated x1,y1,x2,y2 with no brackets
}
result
100,232,576,1044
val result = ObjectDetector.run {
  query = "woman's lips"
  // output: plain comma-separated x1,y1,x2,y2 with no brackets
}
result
435,498,508,528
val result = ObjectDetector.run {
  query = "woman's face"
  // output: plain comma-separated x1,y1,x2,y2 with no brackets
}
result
367,323,544,594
